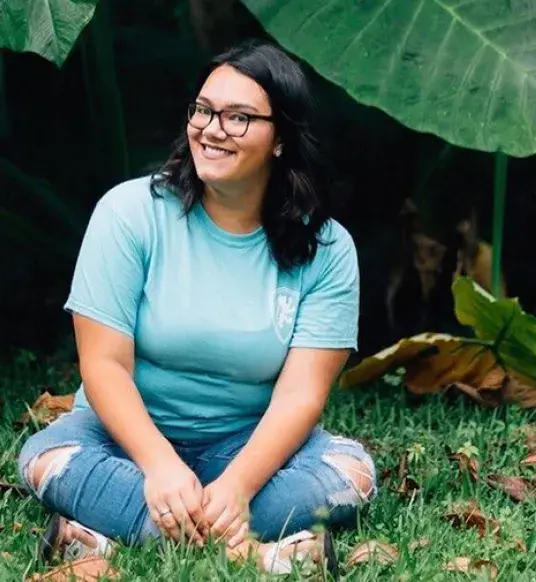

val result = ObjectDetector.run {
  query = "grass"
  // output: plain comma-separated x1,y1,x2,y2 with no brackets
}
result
1,353,536,581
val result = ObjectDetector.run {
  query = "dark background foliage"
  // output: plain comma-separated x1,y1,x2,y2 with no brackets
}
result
1,0,535,362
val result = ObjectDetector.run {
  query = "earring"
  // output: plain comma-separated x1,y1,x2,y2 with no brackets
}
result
274,145,283,158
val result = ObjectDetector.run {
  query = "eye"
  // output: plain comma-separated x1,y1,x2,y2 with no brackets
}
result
195,104,212,116
227,112,249,124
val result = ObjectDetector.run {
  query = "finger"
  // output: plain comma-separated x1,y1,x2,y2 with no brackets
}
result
148,502,175,534
221,516,243,543
170,496,204,546
158,503,185,543
203,497,227,527
181,488,206,532
211,507,235,540
227,521,249,549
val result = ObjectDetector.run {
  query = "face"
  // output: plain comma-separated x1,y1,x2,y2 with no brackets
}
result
187,65,279,191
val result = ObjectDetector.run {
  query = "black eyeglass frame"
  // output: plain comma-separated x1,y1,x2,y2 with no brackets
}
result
187,102,274,137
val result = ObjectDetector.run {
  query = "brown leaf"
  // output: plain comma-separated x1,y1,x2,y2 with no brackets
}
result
395,452,421,497
340,333,499,394
346,540,399,567
445,501,500,538
26,556,119,581
449,453,480,482
501,374,536,408
0,481,30,498
18,392,74,427
13,522,22,532
520,453,536,467
486,474,536,503
515,538,528,552
444,557,498,579
407,537,431,551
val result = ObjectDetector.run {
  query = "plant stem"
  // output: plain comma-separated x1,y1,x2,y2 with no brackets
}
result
492,152,507,298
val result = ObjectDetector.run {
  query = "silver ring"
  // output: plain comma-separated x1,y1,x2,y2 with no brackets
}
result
158,508,173,517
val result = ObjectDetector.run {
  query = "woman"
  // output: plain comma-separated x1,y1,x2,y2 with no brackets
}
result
18,40,375,577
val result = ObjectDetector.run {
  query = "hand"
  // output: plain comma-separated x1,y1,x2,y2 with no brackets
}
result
144,455,207,546
202,475,250,549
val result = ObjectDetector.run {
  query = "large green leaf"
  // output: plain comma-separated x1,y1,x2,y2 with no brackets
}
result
241,0,536,157
0,0,97,66
453,277,536,383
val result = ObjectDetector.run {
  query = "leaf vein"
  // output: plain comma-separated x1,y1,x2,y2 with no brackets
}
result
378,0,425,101
336,0,395,66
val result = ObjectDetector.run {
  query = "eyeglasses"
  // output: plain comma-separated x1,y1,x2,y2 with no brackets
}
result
187,102,273,137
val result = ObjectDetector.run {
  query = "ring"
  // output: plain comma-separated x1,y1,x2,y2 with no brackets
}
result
158,508,173,517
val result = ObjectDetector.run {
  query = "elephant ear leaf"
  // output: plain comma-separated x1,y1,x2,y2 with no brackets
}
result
241,0,536,157
0,0,97,66
453,276,536,385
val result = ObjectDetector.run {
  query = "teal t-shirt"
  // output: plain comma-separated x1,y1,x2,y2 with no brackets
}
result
65,176,360,441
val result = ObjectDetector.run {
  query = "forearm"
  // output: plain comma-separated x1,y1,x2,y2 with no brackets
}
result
222,395,324,499
81,359,178,473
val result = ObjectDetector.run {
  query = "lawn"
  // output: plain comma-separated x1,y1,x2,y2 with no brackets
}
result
1,354,536,581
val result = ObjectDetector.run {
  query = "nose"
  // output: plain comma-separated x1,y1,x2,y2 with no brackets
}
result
203,114,227,139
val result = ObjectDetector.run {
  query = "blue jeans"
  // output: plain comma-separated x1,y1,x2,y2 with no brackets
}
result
18,409,376,544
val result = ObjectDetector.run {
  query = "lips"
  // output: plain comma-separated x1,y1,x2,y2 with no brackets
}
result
200,143,235,160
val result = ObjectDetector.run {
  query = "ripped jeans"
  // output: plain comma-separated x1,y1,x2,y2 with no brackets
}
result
17,409,376,545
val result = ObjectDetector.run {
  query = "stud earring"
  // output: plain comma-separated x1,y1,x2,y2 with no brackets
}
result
274,145,283,157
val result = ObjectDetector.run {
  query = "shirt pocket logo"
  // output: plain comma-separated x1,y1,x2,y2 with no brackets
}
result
272,287,299,344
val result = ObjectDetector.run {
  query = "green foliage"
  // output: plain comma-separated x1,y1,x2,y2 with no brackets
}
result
3,369,536,579
241,0,536,157
0,0,98,67
454,276,536,384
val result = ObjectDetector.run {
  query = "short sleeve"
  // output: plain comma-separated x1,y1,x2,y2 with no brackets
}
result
290,227,360,350
63,198,146,338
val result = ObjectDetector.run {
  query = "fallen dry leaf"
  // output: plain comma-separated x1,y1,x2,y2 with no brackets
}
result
445,501,500,538
12,522,22,533
18,392,74,427
486,474,536,503
514,538,528,552
407,537,431,551
395,452,420,497
26,556,119,581
346,540,399,567
0,481,30,498
521,453,536,467
449,452,480,482
444,557,498,579
340,333,499,394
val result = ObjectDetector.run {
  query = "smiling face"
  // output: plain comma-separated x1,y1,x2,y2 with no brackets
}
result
187,65,279,193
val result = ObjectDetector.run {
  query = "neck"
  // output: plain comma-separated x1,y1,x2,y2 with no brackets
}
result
202,173,269,234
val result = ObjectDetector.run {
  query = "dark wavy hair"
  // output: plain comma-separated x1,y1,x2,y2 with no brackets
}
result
151,39,331,271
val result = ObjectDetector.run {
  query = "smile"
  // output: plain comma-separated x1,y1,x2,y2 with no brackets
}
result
201,144,235,159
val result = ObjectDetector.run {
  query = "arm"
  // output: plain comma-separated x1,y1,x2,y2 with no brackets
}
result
73,314,177,474
66,190,205,543
203,222,359,547
221,346,349,499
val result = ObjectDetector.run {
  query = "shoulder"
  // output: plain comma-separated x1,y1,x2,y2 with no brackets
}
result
314,219,357,269
97,175,158,216
94,175,182,229
300,219,358,290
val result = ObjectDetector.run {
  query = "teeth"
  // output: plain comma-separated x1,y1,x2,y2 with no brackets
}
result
202,144,233,159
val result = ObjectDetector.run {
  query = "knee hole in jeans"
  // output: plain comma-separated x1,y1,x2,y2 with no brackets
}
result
323,453,374,507
27,446,81,495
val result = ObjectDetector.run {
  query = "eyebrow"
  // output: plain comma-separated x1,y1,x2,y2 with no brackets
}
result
197,95,261,113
